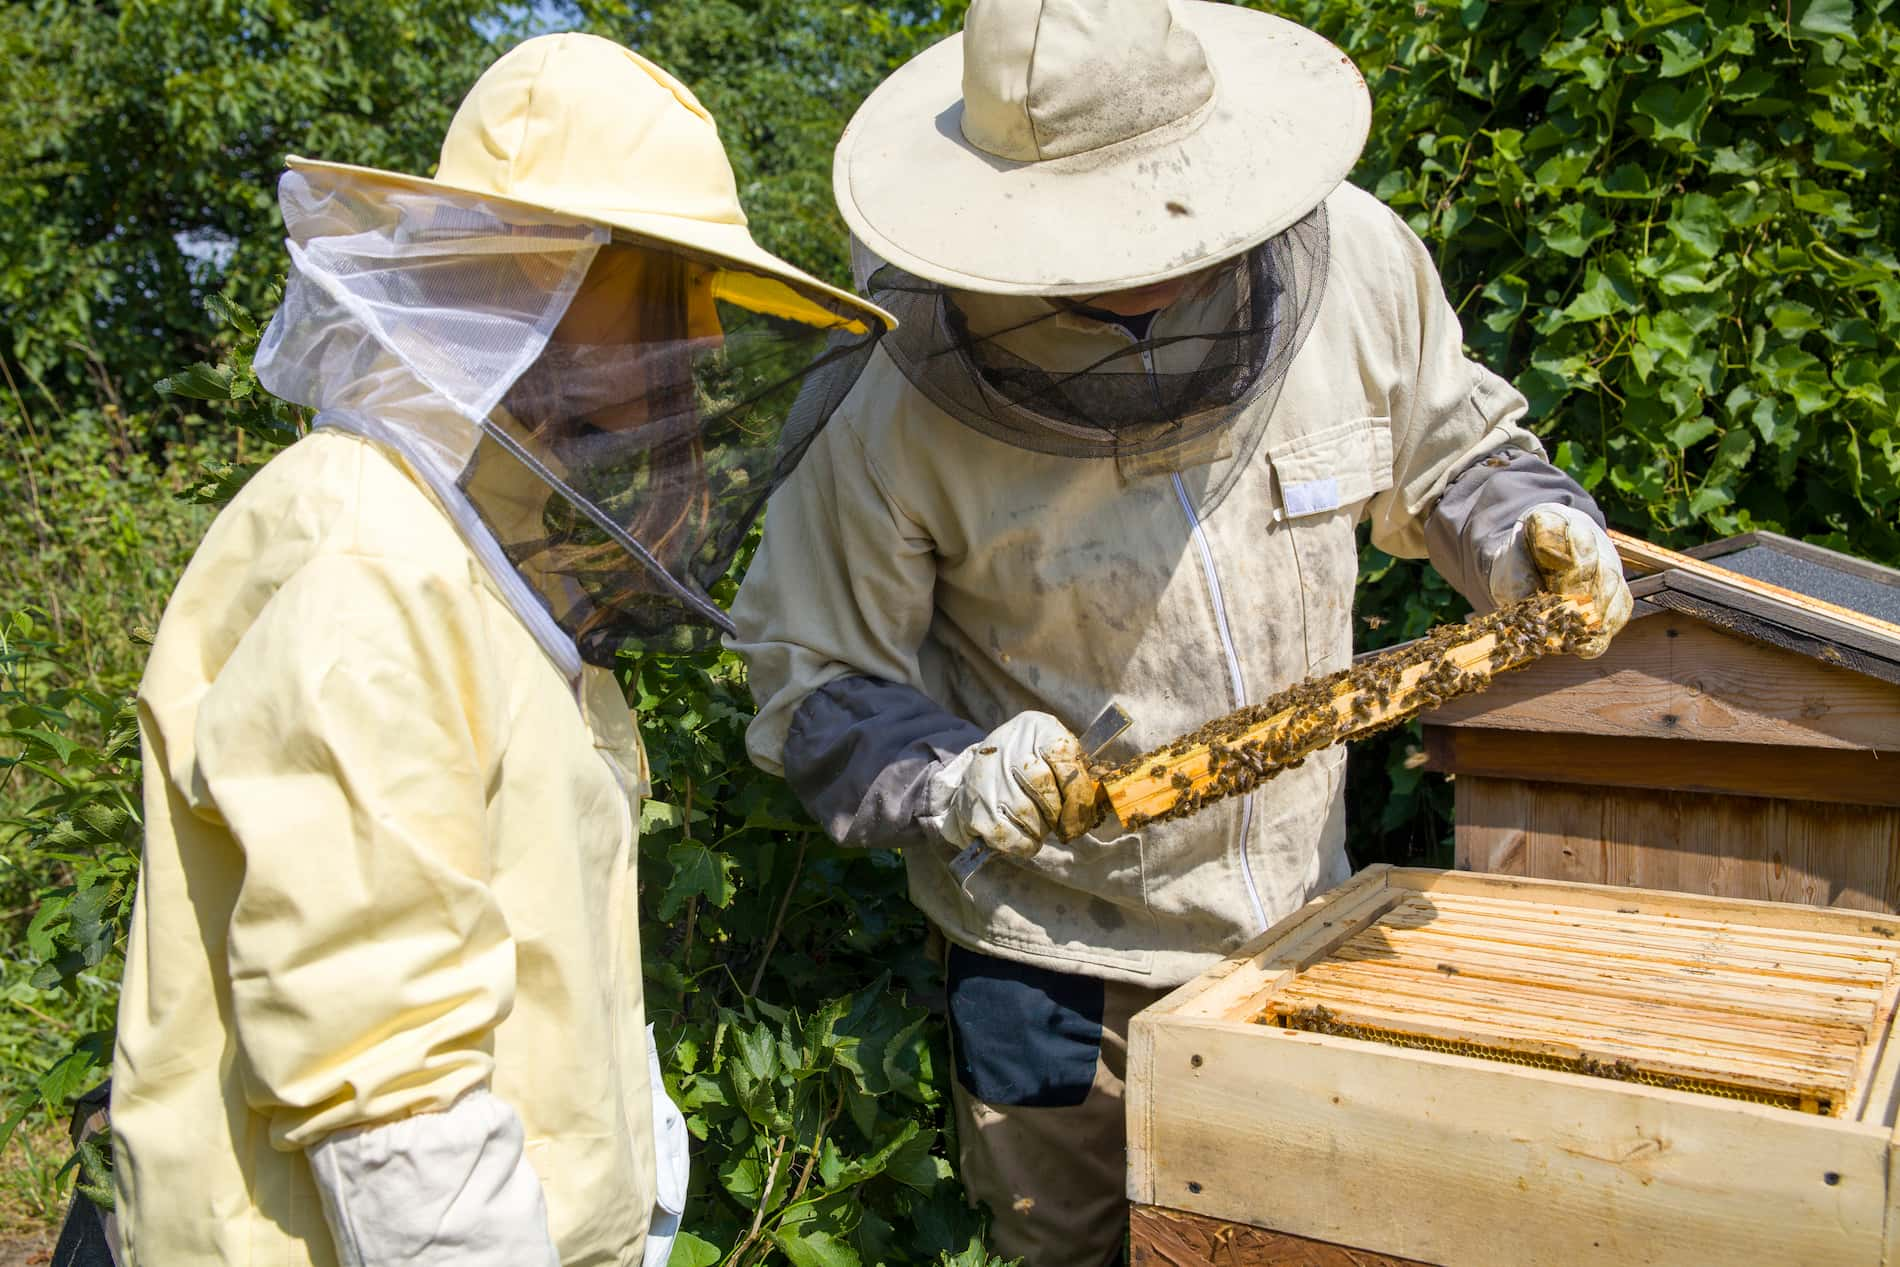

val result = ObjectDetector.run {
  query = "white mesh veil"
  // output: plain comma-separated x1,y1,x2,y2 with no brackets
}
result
255,169,882,668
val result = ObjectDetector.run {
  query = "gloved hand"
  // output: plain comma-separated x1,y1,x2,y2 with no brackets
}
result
1487,503,1633,659
923,712,1093,858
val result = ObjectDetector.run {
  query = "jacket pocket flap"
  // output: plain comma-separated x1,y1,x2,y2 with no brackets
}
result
1269,416,1394,517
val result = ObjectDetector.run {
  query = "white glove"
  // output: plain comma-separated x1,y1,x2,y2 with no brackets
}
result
1488,503,1633,659
923,712,1090,858
306,1090,560,1267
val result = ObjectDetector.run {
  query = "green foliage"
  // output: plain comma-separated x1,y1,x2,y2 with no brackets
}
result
628,645,999,1265
0,612,136,1205
0,0,511,419
1273,0,1900,864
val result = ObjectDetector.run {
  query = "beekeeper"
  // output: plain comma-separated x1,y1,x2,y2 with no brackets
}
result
112,32,890,1267
728,1,1630,1261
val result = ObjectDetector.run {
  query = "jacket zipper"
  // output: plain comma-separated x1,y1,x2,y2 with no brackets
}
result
1169,473,1270,934
1124,328,1270,934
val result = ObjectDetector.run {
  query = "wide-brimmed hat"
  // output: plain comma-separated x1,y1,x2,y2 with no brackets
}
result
834,0,1370,297
288,32,893,333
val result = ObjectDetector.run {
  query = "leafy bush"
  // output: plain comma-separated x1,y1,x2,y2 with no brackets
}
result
0,613,136,1211
1284,0,1900,863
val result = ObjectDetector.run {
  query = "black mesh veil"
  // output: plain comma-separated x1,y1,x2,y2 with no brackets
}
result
859,205,1330,470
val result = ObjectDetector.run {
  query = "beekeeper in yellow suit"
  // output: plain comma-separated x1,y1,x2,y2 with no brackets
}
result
111,32,890,1267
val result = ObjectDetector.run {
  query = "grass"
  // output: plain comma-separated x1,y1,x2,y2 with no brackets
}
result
0,1113,66,1261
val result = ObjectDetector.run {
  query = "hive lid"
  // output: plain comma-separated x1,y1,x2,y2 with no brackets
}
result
1263,888,1900,1115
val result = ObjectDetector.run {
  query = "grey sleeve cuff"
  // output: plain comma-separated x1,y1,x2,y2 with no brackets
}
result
1425,446,1606,610
782,675,985,849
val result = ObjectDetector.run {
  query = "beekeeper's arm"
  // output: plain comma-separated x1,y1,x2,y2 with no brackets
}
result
730,406,1083,857
1356,195,1630,652
193,552,559,1267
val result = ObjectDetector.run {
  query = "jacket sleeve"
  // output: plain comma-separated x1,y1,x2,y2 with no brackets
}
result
1425,445,1606,609
1353,197,1603,602
192,551,515,1151
728,404,983,846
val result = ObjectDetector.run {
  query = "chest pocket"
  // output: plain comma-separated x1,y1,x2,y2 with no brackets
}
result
1267,416,1395,520
1267,416,1395,673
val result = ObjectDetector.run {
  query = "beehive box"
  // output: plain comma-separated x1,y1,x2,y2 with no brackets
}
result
1127,865,1900,1266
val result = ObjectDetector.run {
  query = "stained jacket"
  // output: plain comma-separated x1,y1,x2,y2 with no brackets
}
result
729,182,1598,987
114,429,657,1264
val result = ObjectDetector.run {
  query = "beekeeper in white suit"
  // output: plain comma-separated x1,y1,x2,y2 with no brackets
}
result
729,1,1632,1262
112,32,891,1267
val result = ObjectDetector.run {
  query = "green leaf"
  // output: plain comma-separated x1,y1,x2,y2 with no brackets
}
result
1664,194,1724,260
657,840,736,920
1632,81,1711,143
1639,312,1699,361
1668,418,1717,450
155,362,240,401
1559,267,1640,324
1792,0,1857,41
667,1232,722,1267
770,1210,861,1267
1537,205,1612,258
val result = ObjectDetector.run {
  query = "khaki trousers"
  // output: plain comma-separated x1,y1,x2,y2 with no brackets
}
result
941,938,1170,1267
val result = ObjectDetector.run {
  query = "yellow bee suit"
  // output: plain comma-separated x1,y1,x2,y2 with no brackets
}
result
113,428,657,1265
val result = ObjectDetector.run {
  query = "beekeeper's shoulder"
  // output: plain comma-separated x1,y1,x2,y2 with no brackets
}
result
827,342,989,491
230,428,473,578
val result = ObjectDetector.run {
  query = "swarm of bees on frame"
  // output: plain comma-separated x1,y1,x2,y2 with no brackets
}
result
1103,593,1594,829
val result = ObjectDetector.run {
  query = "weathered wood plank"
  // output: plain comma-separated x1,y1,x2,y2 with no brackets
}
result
1424,615,1900,751
1423,729,1900,807
1129,1204,1433,1267
1451,777,1531,876
1778,801,1896,914
1527,778,1606,886
1600,785,1686,895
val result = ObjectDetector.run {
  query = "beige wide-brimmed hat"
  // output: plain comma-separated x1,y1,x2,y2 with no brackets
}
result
288,32,893,333
835,0,1371,297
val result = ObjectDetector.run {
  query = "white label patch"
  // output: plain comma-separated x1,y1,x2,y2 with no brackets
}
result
1282,477,1342,517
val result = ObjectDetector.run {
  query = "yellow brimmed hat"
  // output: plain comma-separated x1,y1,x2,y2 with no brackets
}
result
289,32,894,334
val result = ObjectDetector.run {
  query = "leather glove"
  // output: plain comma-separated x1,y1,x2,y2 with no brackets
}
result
923,712,1093,858
1487,503,1633,659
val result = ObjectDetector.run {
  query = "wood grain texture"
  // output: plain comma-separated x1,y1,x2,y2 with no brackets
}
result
1139,1019,1891,1267
1128,869,1900,1267
1424,728,1900,807
1130,1205,1432,1267
1266,890,1900,1109
1641,586,1900,687
1450,777,1531,877
1424,615,1900,750
1450,779,1900,911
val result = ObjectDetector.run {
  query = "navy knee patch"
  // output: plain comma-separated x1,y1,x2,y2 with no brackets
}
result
946,945,1105,1108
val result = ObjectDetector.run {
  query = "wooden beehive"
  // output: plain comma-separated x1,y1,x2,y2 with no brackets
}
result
1127,865,1900,1266
1423,532,1900,911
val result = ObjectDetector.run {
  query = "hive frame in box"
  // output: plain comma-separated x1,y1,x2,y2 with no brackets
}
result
1126,865,1900,1267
